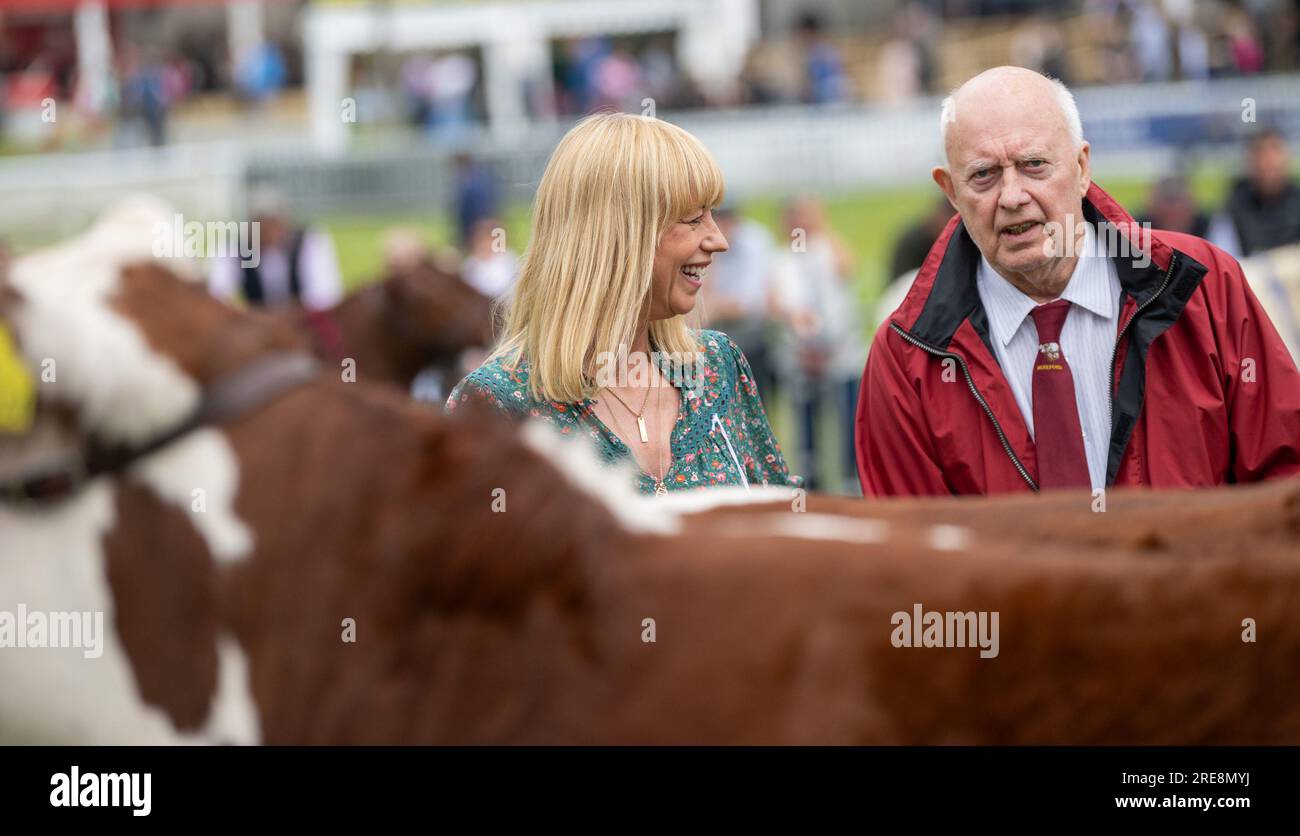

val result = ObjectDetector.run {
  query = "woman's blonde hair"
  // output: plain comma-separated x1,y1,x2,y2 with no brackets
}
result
490,112,725,402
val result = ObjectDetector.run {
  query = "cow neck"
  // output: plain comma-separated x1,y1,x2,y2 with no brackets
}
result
1,351,320,506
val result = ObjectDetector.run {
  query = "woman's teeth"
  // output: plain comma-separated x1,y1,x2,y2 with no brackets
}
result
681,265,707,281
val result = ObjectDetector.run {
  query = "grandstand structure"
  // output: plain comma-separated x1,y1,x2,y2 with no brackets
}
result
1,1,1298,241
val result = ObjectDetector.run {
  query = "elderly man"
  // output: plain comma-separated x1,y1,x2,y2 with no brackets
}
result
855,67,1300,496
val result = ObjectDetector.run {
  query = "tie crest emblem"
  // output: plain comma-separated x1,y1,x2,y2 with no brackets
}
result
1039,341,1061,361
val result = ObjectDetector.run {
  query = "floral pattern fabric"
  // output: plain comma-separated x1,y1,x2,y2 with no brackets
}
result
446,330,799,495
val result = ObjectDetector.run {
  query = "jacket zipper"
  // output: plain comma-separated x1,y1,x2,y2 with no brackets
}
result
889,323,1039,492
1107,253,1178,432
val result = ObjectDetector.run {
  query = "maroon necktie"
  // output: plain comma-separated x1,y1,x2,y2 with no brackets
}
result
1030,300,1091,490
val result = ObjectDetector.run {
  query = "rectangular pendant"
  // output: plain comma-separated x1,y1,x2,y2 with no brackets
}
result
637,415,649,443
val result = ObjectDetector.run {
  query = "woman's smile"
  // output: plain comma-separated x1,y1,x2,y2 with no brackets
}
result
679,261,711,290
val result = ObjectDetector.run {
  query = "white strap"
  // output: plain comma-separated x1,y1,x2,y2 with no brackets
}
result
712,413,750,491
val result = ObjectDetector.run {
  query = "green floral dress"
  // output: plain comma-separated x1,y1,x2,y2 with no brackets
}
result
445,330,799,495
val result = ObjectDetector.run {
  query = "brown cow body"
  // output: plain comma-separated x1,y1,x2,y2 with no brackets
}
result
2,202,1297,744
278,261,494,390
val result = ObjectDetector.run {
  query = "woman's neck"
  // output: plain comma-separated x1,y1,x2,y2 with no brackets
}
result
629,326,652,358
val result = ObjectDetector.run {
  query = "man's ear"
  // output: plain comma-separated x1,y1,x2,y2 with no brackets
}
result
1077,141,1092,197
932,166,957,208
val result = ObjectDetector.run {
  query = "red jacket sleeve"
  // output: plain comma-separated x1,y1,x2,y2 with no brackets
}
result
1212,250,1300,482
855,324,950,497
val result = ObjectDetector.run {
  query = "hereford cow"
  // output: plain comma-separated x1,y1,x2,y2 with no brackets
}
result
281,259,494,391
2,200,1298,744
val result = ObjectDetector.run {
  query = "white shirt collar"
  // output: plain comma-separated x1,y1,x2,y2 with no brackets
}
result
977,222,1116,347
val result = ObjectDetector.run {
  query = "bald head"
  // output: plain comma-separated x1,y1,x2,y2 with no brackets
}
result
930,66,1093,301
940,67,1083,164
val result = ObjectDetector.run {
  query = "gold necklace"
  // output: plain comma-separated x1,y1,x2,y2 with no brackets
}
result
599,379,670,495
603,383,654,443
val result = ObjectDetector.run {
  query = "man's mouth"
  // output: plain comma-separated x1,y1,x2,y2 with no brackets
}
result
680,263,709,287
1000,221,1041,239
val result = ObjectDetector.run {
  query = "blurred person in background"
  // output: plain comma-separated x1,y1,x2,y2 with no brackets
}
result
461,217,519,301
426,51,478,141
591,46,643,112
1221,126,1300,257
1166,0,1210,81
453,153,499,251
1138,172,1211,238
771,196,866,494
116,44,171,147
1010,13,1071,82
1086,0,1141,83
556,37,608,114
797,12,848,105
209,184,344,312
699,204,778,406
233,40,287,105
1222,0,1266,74
875,1,943,105
889,196,956,281
1129,0,1174,81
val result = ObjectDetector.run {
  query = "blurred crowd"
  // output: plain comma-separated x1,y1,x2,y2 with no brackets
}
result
7,0,1300,151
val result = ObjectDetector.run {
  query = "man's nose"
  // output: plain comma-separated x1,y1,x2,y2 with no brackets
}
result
998,169,1032,211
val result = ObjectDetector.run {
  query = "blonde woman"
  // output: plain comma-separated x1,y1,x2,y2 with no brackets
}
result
446,113,796,495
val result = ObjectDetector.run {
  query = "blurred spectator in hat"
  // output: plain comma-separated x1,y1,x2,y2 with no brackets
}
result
770,196,866,493
453,153,499,251
699,204,778,405
461,217,519,301
1221,126,1300,257
1138,172,1211,239
209,184,344,312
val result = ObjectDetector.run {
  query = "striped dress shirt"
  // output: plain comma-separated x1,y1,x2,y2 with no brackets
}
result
975,224,1123,491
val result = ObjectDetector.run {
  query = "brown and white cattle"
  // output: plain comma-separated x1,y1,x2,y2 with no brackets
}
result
2,199,1298,744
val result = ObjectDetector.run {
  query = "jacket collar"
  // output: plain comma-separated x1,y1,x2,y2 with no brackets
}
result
976,221,1119,348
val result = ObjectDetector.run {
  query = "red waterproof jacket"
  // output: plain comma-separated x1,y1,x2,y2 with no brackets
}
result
856,183,1300,496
